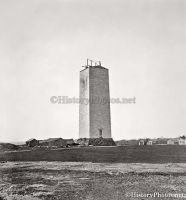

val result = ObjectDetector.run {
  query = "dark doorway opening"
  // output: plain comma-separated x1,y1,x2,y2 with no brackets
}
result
98,128,103,138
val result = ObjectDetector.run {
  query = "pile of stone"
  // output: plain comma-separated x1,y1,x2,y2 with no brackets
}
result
77,138,116,146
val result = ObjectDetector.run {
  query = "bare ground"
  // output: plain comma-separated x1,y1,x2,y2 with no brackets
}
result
0,162,186,200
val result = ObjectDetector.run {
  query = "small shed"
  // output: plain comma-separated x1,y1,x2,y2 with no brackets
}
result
167,139,176,145
139,140,145,146
147,140,153,145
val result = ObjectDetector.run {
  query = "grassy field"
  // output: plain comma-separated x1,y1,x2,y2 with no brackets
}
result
0,162,186,200
0,146,186,199
0,145,186,163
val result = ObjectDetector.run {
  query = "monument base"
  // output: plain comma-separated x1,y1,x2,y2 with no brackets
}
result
77,137,116,146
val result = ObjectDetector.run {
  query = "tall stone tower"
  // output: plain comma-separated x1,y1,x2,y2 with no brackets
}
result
79,59,112,139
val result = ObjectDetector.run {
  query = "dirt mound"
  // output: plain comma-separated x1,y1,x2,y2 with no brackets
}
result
0,143,18,151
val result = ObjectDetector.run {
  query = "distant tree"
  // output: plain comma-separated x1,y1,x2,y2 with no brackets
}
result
144,138,149,145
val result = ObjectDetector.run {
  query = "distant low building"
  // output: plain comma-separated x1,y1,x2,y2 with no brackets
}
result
139,139,152,146
167,139,175,145
26,139,38,147
167,138,178,145
178,136,186,145
153,138,167,145
147,140,153,145
139,140,145,146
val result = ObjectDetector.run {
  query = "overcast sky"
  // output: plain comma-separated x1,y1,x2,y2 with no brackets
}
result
0,0,186,142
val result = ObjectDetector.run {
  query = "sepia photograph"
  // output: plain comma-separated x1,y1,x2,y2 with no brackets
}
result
0,0,186,199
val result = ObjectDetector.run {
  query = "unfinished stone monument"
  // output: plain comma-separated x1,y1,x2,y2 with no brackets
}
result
79,59,115,146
